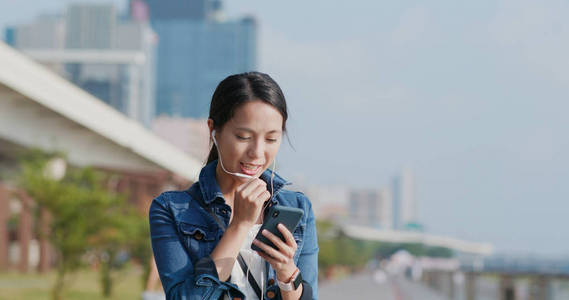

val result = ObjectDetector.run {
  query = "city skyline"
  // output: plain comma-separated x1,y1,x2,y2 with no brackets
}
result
5,2,157,127
0,0,568,256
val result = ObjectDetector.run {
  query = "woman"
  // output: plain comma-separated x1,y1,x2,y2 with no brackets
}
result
149,72,319,300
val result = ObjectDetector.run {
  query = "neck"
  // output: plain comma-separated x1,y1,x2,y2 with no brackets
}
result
215,163,242,207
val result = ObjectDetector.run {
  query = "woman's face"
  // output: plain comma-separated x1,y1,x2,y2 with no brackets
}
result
211,100,284,181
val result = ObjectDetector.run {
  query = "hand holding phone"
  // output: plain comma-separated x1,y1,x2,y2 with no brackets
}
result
251,205,303,254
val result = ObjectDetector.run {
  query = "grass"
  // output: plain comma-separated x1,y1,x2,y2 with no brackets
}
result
0,265,147,300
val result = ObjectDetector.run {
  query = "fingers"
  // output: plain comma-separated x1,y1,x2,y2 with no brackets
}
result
256,250,278,265
252,226,298,263
252,238,289,263
238,178,265,194
239,179,266,200
250,184,271,203
277,224,297,250
238,179,270,208
263,229,289,255
263,227,296,257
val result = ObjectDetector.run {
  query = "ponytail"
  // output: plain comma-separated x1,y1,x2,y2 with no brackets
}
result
206,142,218,165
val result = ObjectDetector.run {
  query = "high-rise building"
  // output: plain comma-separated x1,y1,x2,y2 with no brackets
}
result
5,4,157,128
303,185,350,220
400,168,416,226
134,0,256,118
392,168,417,229
152,18,256,118
392,176,401,229
5,14,65,49
348,188,393,229
378,188,393,229
65,4,117,49
4,27,15,46
132,0,217,20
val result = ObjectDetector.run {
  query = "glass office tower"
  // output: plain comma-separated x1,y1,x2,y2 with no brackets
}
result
133,0,257,118
153,18,256,118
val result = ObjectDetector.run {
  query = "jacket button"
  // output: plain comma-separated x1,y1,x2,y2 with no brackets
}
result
266,291,276,299
194,232,204,240
268,278,275,285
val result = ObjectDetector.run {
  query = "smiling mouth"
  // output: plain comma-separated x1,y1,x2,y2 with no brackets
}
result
240,162,263,175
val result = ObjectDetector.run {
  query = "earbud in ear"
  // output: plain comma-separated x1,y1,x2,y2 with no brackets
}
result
211,130,217,146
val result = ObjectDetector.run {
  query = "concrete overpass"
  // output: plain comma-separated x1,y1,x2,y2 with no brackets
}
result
0,41,203,272
341,224,494,256
0,41,202,181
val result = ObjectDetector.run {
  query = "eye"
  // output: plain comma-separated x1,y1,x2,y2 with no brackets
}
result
266,138,278,143
236,135,250,140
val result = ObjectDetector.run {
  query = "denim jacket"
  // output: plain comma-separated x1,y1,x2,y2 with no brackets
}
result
149,160,319,299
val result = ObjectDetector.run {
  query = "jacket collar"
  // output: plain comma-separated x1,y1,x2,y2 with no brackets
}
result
198,160,290,205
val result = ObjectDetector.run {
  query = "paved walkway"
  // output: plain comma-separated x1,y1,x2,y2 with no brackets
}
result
319,272,449,300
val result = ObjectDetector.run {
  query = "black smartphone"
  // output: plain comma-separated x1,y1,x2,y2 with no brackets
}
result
251,205,304,253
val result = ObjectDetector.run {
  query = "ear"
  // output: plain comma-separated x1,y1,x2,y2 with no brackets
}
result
207,119,215,138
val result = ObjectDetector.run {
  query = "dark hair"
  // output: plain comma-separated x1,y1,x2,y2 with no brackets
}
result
206,72,288,164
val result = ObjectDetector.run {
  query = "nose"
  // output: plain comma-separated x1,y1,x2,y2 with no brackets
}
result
247,138,264,159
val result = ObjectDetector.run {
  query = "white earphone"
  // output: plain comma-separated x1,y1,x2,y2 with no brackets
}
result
212,130,254,179
212,129,277,225
211,129,277,184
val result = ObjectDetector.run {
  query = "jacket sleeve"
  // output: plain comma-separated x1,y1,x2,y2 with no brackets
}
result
149,194,244,300
295,192,319,300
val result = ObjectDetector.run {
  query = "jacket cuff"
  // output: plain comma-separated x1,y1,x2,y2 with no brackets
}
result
194,256,245,298
222,281,246,299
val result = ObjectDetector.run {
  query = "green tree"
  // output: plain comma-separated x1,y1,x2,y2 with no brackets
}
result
316,220,338,271
17,150,150,299
425,246,453,258
88,199,150,297
316,220,375,274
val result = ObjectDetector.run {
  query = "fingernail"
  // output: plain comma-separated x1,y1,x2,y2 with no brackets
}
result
262,229,268,235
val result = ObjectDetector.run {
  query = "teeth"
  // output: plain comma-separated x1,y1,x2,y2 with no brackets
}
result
242,163,260,170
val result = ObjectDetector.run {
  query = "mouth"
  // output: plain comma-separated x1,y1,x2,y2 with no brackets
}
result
239,162,263,176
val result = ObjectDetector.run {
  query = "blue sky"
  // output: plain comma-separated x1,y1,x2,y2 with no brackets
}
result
2,0,568,256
